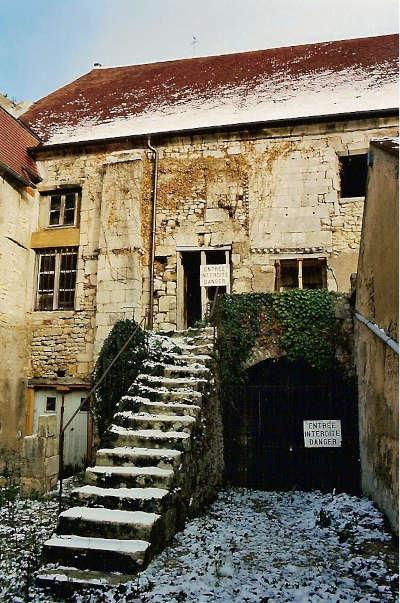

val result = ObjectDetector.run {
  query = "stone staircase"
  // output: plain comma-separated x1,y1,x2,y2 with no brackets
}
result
37,326,222,592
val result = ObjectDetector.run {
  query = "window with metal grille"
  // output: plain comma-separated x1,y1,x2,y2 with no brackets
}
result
275,258,327,291
45,396,57,412
339,154,368,198
48,190,80,227
36,247,78,310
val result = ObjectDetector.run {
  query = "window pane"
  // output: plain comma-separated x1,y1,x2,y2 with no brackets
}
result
46,397,56,412
37,252,56,310
281,261,298,290
58,250,77,309
63,193,76,225
49,195,61,225
303,259,326,289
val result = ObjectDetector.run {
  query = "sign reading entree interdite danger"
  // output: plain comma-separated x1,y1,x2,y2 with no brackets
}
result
200,264,230,287
303,419,342,447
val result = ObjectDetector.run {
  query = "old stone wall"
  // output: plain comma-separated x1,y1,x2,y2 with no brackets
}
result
355,142,399,533
21,414,59,494
0,174,37,452
31,115,398,377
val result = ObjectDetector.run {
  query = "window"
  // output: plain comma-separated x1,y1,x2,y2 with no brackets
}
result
275,258,327,291
36,247,78,310
47,190,80,227
45,396,56,412
339,154,368,198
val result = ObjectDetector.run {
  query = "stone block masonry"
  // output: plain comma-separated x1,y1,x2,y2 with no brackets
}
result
21,414,59,494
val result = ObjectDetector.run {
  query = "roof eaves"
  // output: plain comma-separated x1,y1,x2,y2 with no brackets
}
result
29,107,399,156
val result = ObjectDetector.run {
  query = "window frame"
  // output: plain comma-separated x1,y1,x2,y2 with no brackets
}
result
46,189,81,228
35,247,78,311
275,258,327,291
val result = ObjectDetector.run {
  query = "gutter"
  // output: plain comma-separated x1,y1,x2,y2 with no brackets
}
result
28,108,398,156
355,311,399,355
147,137,159,330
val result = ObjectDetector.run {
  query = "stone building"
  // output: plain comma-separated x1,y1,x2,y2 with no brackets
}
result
355,138,399,533
0,106,40,454
1,33,398,470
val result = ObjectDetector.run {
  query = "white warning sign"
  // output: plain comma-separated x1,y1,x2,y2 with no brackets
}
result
200,264,230,287
303,419,342,448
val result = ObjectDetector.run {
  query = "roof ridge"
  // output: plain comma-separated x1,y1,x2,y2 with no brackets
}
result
93,33,399,72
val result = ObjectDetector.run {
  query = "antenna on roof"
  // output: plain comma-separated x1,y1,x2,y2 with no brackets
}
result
93,62,102,68
191,35,198,57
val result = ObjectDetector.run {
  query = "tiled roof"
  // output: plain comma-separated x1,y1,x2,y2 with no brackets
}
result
0,106,40,184
22,34,398,147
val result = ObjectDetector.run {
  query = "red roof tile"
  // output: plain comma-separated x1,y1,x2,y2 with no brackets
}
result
0,106,40,184
22,34,398,146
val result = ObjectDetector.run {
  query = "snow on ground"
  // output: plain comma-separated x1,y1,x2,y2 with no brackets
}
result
0,487,398,602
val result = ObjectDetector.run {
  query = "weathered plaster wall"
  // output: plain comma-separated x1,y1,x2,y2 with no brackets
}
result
0,175,37,451
355,143,399,533
31,115,398,375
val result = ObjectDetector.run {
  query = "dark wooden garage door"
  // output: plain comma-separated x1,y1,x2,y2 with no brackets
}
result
224,360,360,493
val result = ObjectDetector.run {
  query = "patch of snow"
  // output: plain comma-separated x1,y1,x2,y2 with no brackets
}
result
74,485,168,499
61,506,160,525
45,534,150,554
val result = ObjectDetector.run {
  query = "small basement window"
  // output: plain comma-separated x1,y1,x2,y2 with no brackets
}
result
275,258,327,291
47,189,80,227
339,154,368,198
35,247,78,310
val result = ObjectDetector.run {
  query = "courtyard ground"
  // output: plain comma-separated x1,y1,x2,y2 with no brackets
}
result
0,486,398,602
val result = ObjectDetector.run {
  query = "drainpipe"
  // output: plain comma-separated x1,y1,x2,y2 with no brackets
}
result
147,137,158,330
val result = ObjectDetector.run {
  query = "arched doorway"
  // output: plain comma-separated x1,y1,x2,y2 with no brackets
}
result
224,358,359,493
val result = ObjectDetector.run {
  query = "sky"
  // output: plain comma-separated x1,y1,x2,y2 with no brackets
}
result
0,0,398,102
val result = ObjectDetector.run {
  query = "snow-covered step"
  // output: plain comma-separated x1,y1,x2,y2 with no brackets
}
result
86,464,174,489
96,445,182,469
168,352,212,366
137,374,208,392
132,383,202,403
113,411,196,433
36,566,137,593
142,360,209,377
110,425,191,450
58,507,160,541
138,399,201,418
42,535,150,573
72,485,170,513
173,342,213,355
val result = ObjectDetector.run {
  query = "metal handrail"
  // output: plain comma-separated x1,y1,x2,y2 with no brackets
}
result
58,314,147,511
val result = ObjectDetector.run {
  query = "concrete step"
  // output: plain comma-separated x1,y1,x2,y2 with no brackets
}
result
58,507,160,541
96,446,182,469
42,534,150,573
142,361,209,378
72,485,170,513
37,566,137,594
110,425,191,451
86,464,174,489
137,374,207,392
113,411,196,433
132,383,203,403
138,399,201,418
168,352,212,366
173,342,213,355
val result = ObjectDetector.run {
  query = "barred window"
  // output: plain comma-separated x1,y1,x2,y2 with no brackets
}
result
48,190,80,227
36,247,78,310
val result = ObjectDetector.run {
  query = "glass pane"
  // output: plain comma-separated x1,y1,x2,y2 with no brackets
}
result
49,195,61,225
46,397,56,412
281,261,298,290
58,289,75,309
63,208,75,225
303,260,325,289
60,252,77,271
64,193,76,210
37,292,54,310
40,253,56,272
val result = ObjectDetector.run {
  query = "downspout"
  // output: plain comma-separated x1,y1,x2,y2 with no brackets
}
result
147,137,158,330
355,311,399,355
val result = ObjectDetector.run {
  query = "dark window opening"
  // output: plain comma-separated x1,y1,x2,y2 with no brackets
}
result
339,154,368,198
275,258,327,291
46,396,56,412
182,252,202,328
80,397,89,412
